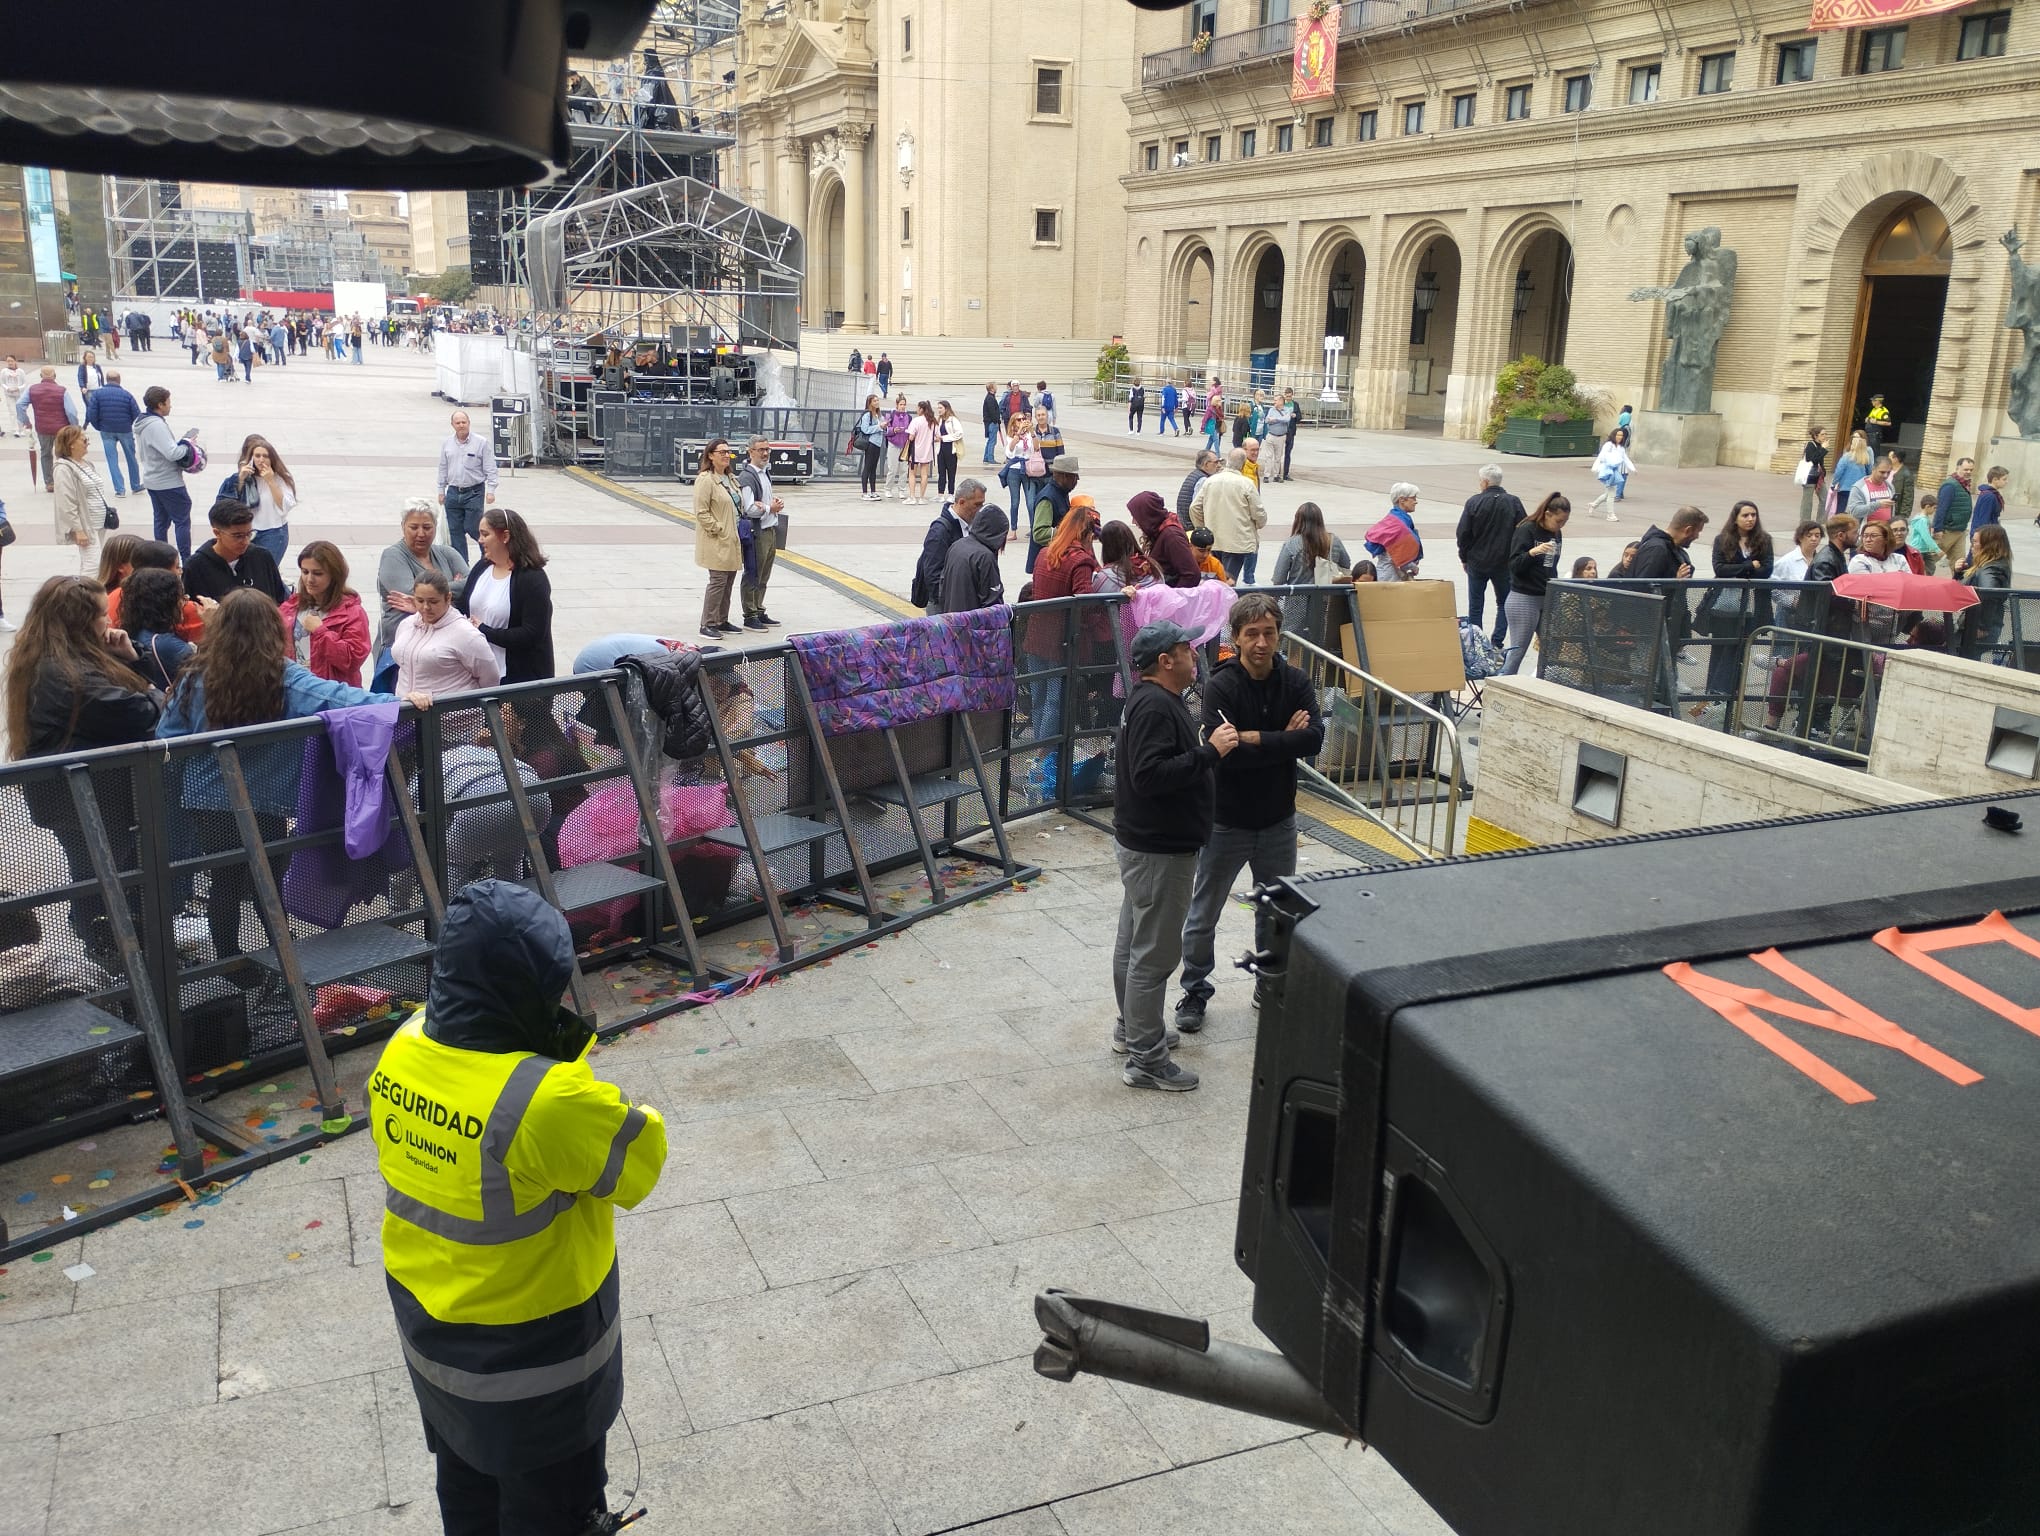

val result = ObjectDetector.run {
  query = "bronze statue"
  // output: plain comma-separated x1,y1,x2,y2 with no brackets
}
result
2002,230,2040,438
1629,227,1738,416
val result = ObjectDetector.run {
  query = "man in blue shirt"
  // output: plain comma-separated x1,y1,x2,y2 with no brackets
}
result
84,370,144,496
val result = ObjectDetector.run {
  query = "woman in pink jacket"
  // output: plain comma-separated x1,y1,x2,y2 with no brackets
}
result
391,571,502,697
278,541,372,686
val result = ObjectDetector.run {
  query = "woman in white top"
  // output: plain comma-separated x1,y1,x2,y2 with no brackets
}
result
1847,518,1910,576
228,434,298,566
935,399,964,497
996,410,1036,523
1586,428,1637,520
905,400,938,506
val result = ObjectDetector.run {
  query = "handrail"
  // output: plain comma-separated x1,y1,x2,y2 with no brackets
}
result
1735,626,1890,767
1278,629,1463,859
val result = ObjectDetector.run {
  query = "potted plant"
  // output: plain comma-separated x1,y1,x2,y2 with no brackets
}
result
1485,356,1601,457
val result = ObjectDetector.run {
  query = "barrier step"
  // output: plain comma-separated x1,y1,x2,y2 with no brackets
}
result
528,861,666,911
249,923,433,988
861,776,981,810
0,999,141,1077
704,812,837,855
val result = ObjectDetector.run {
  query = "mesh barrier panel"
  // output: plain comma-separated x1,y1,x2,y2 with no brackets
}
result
601,402,866,480
1537,583,1672,710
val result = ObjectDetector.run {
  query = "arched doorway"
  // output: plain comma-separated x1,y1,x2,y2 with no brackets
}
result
1323,240,1365,392
1183,246,1214,363
1405,236,1461,433
808,178,846,328
1509,229,1573,367
1840,199,1951,454
1249,245,1285,386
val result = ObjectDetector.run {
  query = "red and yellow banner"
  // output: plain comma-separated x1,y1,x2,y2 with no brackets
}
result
1292,3,1341,103
1810,0,1969,32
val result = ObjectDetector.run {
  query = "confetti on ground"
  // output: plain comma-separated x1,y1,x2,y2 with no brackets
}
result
184,1219,205,1230
63,1264,94,1283
50,1174,71,1185
15,1193,35,1205
76,1143,95,1151
258,1085,278,1095
88,1179,110,1190
29,1253,53,1265
285,1251,303,1261
304,1220,323,1230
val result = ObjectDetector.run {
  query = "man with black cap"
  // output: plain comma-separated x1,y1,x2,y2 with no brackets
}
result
1113,620,1238,1090
369,881,669,1535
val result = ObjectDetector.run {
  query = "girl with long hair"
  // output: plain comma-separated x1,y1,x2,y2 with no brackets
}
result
120,566,196,691
996,410,1037,523
456,507,555,679
935,399,963,496
906,400,938,505
7,575,161,955
1269,502,1353,633
854,393,888,501
225,434,298,565
1502,493,1570,675
279,540,372,686
1705,500,1775,701
1023,497,1106,757
1092,519,1156,592
97,531,142,594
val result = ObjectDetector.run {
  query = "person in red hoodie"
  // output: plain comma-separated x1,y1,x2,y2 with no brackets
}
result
278,540,372,686
1127,490,1201,589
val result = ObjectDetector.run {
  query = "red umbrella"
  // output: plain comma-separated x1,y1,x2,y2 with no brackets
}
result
1831,571,1979,613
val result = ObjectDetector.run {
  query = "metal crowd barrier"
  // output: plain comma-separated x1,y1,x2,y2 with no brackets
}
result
1733,626,1889,766
600,401,867,480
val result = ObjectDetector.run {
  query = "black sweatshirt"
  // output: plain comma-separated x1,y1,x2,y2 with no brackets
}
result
1114,679,1216,854
183,539,287,604
1200,655,1322,829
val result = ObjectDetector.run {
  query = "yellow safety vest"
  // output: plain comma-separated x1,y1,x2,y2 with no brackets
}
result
369,1017,668,1326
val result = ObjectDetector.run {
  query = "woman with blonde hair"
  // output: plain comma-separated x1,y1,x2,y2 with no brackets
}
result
51,424,109,575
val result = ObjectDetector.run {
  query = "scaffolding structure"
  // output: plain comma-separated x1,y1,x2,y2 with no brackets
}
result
247,213,391,292
103,177,252,304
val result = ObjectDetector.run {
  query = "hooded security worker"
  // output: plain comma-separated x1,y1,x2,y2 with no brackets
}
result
369,881,668,1536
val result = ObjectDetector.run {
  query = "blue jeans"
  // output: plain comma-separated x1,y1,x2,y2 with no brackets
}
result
251,525,289,566
444,485,486,559
1160,408,1178,434
149,485,192,557
1177,816,1298,1006
101,430,139,495
982,425,998,464
1219,550,1251,583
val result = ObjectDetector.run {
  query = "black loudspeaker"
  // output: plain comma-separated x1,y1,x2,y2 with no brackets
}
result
466,192,506,288
1238,792,2040,1536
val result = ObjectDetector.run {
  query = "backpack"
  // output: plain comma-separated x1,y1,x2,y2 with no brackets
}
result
1458,619,1506,680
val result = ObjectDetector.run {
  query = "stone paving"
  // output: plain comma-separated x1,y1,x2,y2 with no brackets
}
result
0,820,1452,1536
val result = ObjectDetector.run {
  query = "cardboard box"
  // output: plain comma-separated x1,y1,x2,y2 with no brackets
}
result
1343,580,1465,694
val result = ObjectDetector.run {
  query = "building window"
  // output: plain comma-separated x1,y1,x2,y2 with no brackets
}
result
1505,83,1532,119
901,16,912,56
1172,138,1190,165
1451,92,1477,127
1356,109,1378,141
1857,26,1905,72
1563,73,1593,111
1144,142,1159,172
1313,114,1334,146
1698,51,1736,93
1033,208,1061,246
1275,122,1294,152
1401,100,1424,135
1239,128,1258,158
1260,0,1292,20
1958,11,2009,59
901,207,912,244
1033,63,1066,118
1629,63,1660,102
1190,0,1217,42
1205,133,1223,162
1775,39,1817,83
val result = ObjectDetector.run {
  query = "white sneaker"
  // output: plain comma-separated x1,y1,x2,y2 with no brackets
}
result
0,617,16,632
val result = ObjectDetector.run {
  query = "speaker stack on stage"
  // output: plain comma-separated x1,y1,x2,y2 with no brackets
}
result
1231,792,2040,1534
1037,793,2040,1535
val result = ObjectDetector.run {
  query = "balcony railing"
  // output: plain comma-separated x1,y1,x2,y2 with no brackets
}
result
1141,0,1528,87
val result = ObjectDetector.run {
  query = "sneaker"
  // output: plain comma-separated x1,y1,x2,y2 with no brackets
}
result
743,616,769,630
755,613,781,627
1123,1057,1200,1091
1112,1024,1180,1055
700,627,725,640
0,616,15,632
1172,997,1208,1033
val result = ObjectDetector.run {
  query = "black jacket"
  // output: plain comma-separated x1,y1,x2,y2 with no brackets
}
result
913,504,968,608
937,506,1009,614
457,565,555,682
1627,526,1690,581
1200,656,1321,830
1507,519,1562,598
1115,679,1216,854
981,392,1001,428
1456,487,1525,570
184,539,288,604
1175,467,1208,521
24,661,162,757
617,647,712,761
1806,541,1851,584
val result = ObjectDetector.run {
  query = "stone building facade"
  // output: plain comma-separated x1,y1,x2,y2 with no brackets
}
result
729,0,1136,346
1121,0,2038,474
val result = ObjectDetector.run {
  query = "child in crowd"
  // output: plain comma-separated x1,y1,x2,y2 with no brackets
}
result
1571,556,1598,580
1189,526,1231,583
1907,493,1941,574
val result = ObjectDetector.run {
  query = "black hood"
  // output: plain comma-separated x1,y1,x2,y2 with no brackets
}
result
424,880,587,1059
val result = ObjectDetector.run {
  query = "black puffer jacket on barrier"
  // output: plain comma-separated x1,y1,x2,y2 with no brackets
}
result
619,647,714,761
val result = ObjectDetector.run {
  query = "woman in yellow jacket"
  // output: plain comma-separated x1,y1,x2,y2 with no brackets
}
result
694,436,742,638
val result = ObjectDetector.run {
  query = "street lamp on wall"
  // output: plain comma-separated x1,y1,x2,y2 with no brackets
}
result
1261,281,1282,309
1330,274,1353,310
1513,267,1534,316
1413,270,1439,314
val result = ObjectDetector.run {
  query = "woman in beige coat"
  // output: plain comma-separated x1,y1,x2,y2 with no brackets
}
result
51,425,108,576
694,436,743,637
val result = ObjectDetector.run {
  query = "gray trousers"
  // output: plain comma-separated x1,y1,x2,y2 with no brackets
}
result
1178,816,1297,1005
1501,590,1544,676
1113,844,1198,1069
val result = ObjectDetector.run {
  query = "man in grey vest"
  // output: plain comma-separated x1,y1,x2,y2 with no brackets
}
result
737,436,785,630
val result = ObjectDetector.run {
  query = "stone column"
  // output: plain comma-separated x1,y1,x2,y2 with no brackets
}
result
841,122,872,333
777,133,806,226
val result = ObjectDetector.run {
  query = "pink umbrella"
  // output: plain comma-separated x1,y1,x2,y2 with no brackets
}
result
1831,572,1979,613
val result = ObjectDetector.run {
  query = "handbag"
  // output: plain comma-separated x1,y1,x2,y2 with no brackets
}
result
1793,457,1816,487
1024,451,1046,478
102,498,119,530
